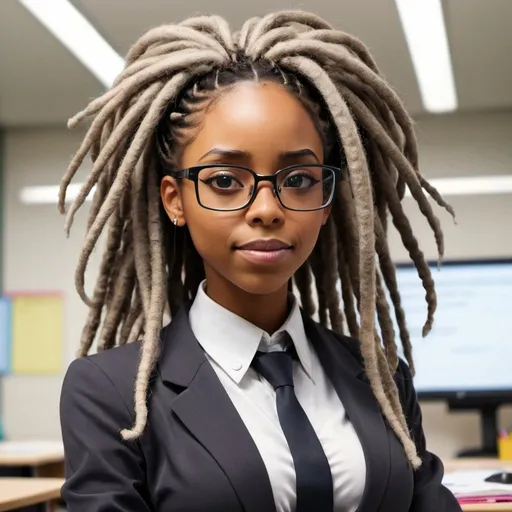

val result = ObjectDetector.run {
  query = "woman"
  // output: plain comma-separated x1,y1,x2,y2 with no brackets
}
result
59,10,461,511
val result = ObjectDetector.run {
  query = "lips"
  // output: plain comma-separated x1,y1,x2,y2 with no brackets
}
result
235,239,292,251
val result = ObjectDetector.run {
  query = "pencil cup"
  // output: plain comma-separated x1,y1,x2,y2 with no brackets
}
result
498,437,512,460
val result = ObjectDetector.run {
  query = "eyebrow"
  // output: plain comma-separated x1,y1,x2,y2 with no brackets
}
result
198,148,249,162
280,149,320,162
198,147,320,163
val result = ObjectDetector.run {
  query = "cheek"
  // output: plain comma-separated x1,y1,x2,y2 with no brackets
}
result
181,190,236,255
287,211,327,265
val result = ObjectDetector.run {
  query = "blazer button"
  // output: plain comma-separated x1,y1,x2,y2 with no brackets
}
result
232,361,242,371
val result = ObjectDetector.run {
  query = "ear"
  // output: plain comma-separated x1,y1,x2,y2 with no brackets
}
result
321,205,332,226
160,176,186,227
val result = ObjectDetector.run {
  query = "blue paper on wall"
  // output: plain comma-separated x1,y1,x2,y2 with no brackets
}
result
0,297,12,375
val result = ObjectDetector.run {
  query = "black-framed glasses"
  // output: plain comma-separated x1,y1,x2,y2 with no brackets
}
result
167,164,343,212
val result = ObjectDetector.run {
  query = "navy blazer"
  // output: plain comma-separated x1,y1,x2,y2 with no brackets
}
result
60,307,461,511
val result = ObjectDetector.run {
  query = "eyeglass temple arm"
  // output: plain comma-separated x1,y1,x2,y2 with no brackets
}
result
167,169,189,178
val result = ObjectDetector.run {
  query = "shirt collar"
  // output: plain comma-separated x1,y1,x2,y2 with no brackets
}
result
189,280,314,385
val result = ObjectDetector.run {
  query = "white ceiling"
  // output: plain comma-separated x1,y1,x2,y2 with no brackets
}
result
0,0,511,126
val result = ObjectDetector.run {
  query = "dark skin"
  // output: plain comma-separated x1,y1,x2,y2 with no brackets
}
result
161,81,330,333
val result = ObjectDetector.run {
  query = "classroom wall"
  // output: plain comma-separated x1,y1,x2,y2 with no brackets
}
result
1,109,512,458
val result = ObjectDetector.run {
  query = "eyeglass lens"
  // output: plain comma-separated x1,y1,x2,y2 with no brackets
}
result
196,166,335,211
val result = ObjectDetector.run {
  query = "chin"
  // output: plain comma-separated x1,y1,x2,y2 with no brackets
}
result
231,273,291,297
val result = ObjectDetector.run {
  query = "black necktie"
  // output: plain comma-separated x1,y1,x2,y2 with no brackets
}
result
252,348,333,512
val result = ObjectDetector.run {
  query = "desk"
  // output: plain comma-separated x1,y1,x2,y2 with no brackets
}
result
461,504,512,511
0,478,63,512
445,459,512,473
444,459,512,511
0,441,64,478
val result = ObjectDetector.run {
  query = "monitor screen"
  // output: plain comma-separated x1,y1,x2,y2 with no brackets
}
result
393,259,512,398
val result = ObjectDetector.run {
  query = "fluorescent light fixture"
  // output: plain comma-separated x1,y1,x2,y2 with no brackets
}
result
19,176,512,205
20,184,95,205
18,0,124,87
403,175,512,198
394,0,457,113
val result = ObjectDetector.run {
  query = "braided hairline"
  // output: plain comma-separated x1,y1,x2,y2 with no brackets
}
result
157,59,336,174
60,11,455,469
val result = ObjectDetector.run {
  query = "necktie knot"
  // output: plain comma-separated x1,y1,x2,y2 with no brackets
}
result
252,351,294,390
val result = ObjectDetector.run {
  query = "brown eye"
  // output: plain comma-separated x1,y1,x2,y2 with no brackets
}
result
202,173,244,190
283,172,320,189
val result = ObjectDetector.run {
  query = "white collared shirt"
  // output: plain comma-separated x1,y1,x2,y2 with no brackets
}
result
189,281,366,512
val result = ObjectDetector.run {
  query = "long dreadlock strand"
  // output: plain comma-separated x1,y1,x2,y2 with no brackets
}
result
309,244,328,326
321,217,345,334
86,103,133,230
366,138,414,368
367,137,437,338
374,212,415,374
98,248,135,352
131,152,152,318
331,181,360,338
293,262,316,317
419,175,456,220
376,227,415,371
374,334,420,467
76,209,124,357
336,239,359,338
119,292,142,346
375,268,398,371
121,143,166,440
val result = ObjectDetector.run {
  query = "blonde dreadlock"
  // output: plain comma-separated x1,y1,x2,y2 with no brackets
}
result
60,10,455,470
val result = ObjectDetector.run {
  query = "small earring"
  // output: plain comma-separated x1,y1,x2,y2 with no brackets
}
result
173,218,178,226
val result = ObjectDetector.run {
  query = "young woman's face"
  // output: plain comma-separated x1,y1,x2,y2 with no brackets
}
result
161,81,330,297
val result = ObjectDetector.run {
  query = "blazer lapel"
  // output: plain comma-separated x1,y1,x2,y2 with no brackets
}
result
303,315,391,512
157,308,276,512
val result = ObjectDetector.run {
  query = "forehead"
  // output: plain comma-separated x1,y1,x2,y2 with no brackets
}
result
180,81,324,166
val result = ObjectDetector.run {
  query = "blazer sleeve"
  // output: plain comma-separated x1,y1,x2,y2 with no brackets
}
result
395,359,462,512
60,357,153,511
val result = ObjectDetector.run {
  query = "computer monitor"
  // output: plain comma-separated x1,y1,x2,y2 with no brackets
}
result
394,258,512,457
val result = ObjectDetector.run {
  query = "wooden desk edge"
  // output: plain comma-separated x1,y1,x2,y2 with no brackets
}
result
0,478,63,512
461,504,512,511
0,453,64,467
444,458,512,473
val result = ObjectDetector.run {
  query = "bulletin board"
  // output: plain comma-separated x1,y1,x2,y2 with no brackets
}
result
8,292,64,375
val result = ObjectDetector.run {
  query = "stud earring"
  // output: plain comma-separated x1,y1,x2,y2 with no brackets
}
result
173,218,178,226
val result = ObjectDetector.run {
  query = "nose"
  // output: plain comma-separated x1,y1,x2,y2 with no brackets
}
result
245,183,285,226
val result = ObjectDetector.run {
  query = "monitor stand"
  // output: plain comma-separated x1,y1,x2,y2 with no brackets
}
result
448,400,499,458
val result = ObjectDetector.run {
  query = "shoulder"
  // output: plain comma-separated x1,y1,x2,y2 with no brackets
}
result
87,340,142,380
62,341,143,411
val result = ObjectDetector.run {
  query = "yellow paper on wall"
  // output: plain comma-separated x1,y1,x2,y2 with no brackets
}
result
11,293,63,374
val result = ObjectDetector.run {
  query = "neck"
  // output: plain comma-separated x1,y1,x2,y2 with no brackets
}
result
203,271,290,334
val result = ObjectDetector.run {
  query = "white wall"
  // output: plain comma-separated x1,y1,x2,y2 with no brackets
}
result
2,110,512,459
1,127,101,440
